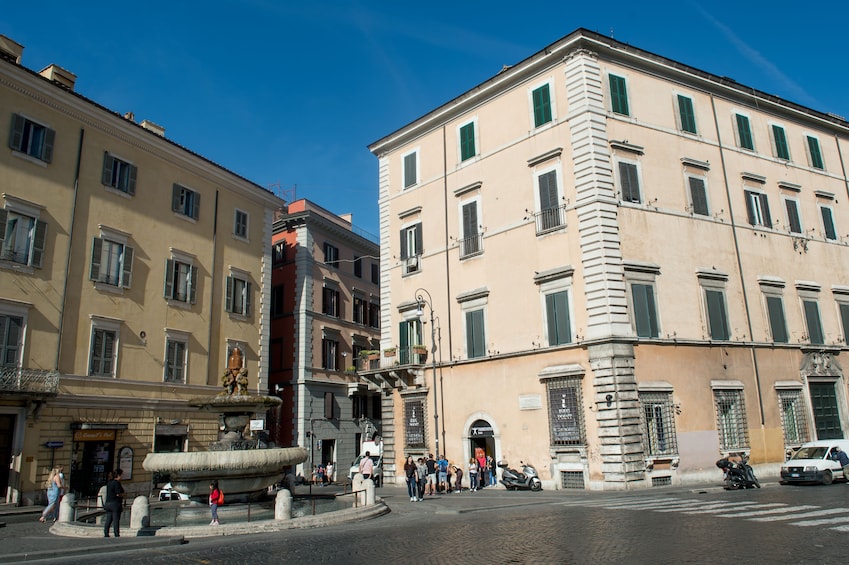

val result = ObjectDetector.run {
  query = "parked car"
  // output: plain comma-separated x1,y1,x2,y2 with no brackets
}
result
158,482,191,501
780,440,849,485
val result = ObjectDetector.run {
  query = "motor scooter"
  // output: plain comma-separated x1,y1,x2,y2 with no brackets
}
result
716,453,760,489
498,461,542,491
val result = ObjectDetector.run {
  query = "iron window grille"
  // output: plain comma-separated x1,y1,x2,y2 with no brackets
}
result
778,389,810,446
639,392,678,457
713,389,749,451
546,376,585,446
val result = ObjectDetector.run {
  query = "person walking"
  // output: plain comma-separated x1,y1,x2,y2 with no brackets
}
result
358,451,374,481
39,465,64,523
209,480,222,525
403,456,418,502
103,468,125,537
416,457,428,500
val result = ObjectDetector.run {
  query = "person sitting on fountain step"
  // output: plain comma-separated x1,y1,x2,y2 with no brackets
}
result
209,480,223,526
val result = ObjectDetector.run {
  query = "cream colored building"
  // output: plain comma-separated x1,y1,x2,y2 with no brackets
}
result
0,36,282,503
367,29,849,489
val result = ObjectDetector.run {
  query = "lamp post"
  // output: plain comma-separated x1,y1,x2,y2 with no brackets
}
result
415,288,439,458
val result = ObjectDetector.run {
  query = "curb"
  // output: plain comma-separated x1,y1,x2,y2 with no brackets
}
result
0,535,185,563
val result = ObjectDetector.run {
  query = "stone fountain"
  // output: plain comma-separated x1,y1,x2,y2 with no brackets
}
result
143,348,307,499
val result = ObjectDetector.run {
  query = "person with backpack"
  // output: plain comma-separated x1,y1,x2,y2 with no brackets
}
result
209,480,223,525
437,454,449,494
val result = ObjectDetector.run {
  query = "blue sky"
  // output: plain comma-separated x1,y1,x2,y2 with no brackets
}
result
3,1,847,237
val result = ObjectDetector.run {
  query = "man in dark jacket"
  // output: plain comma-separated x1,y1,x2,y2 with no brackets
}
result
831,446,849,480
103,468,125,537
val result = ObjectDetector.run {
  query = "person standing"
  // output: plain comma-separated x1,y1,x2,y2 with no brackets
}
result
452,464,464,493
103,468,125,537
487,455,497,486
403,456,418,502
39,465,64,523
416,457,427,500
325,462,334,485
437,454,449,494
468,458,478,492
358,451,374,481
476,453,487,489
209,480,222,525
831,446,849,479
425,454,437,495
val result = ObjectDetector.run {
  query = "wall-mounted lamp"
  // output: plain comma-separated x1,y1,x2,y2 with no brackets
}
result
605,394,613,407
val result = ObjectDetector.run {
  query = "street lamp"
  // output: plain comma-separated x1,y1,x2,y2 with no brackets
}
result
414,288,439,458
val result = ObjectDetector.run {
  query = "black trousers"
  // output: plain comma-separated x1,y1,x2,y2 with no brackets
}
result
103,500,122,536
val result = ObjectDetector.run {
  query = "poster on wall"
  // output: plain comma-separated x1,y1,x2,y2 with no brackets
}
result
550,387,581,443
405,400,424,447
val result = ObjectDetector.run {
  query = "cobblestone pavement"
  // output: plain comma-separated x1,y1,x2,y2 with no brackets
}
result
7,482,849,564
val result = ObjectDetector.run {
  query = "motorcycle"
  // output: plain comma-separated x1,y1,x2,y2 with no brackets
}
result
716,454,760,489
498,461,542,491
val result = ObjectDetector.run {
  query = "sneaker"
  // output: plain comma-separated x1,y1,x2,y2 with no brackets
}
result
212,521,220,526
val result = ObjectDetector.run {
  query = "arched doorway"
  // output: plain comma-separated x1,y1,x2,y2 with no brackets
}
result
468,419,496,487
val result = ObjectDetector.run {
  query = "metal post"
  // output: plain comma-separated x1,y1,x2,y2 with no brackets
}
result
415,288,440,458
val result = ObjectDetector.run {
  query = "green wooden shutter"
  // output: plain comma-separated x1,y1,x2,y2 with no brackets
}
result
8,114,25,151
821,207,837,240
744,192,757,225
466,309,485,358
619,162,640,203
90,237,103,281
191,191,200,220
399,320,409,364
121,245,134,289
225,276,234,313
399,228,407,259
127,164,137,196
414,223,423,255
632,284,658,338
41,128,55,163
804,300,824,344
189,265,198,304
403,152,416,188
546,291,571,345
460,123,475,161
839,304,849,345
462,202,477,239
678,95,696,133
244,281,252,316
736,114,753,150
785,200,802,233
532,84,552,127
538,171,557,210
172,184,181,212
30,219,46,268
164,258,175,299
807,136,824,169
773,125,790,160
766,296,788,343
760,194,772,227
688,177,708,216
0,210,6,256
102,153,114,186
609,75,629,116
706,290,729,340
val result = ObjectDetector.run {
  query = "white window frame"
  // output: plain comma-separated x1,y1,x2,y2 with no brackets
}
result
528,78,556,129
172,184,200,221
233,209,249,241
456,117,479,164
88,315,121,378
833,287,849,344
90,225,133,292
8,113,55,165
0,194,46,270
401,221,422,275
744,189,772,228
768,122,791,161
711,381,750,453
797,283,824,345
164,248,198,307
538,275,574,346
458,195,483,259
759,278,788,344
615,158,642,204
732,111,756,151
101,152,137,196
606,72,630,117
164,329,189,384
402,148,419,189
673,92,698,134
533,163,564,213
225,268,251,317
458,288,488,359
698,270,731,341
624,262,661,339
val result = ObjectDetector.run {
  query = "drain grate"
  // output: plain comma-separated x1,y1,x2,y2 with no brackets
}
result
652,476,672,487
560,470,585,489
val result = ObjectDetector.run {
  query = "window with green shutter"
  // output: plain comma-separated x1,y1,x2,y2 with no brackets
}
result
609,74,629,116
403,152,417,188
705,289,729,340
784,199,802,234
545,290,571,345
460,122,476,161
766,295,788,343
631,283,659,338
532,84,552,127
618,161,641,203
803,299,824,344
839,303,849,345
677,95,697,134
772,125,790,160
807,136,824,169
820,206,837,240
465,309,485,358
688,177,709,216
736,114,754,150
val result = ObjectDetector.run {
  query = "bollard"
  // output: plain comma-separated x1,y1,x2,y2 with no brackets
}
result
274,489,292,521
58,492,75,523
364,478,375,506
130,496,150,529
352,474,364,507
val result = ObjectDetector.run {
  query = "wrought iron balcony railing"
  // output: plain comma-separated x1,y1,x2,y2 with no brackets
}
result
534,204,567,235
0,367,60,394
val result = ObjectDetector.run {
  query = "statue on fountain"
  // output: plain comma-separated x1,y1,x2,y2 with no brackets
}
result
220,347,249,396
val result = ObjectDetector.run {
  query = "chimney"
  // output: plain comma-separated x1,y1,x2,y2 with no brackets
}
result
39,64,77,91
0,35,24,64
140,120,165,137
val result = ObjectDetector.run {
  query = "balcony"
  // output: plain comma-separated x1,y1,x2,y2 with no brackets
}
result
0,367,60,395
534,204,567,235
459,234,483,259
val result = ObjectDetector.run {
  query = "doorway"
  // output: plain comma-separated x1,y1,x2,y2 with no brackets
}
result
810,381,843,440
71,440,115,498
468,419,496,487
0,414,15,499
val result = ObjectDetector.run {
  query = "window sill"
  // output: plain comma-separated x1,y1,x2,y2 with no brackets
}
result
166,299,193,310
227,311,250,321
173,212,198,224
11,150,48,167
104,185,133,199
93,281,124,295
232,234,250,244
0,260,34,275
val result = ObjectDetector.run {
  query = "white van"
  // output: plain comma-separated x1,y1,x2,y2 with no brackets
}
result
780,439,849,485
348,440,383,487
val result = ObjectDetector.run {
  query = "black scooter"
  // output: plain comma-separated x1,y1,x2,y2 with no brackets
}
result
716,454,760,489
498,461,542,491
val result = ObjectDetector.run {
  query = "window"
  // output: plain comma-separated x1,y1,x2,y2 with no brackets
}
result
101,153,137,195
164,258,198,304
460,199,482,258
777,388,810,446
0,209,46,267
322,286,341,317
369,301,380,328
640,391,678,456
400,223,422,275
771,125,790,160
735,114,754,150
353,296,366,324
784,198,802,234
164,338,187,383
225,274,251,316
8,114,55,163
403,150,418,188
536,169,565,233
744,190,772,228
321,337,338,370
90,236,134,288
465,309,486,359
459,121,476,161
713,388,749,451
323,242,339,267
546,376,585,445
0,314,23,367
398,317,423,364
172,184,200,220
353,256,362,278
617,161,641,203
609,74,629,116
371,263,379,284
234,209,249,239
676,94,697,134
404,398,426,448
820,206,837,240
89,317,120,378
806,135,824,170
631,283,659,338
802,299,824,345
687,176,709,216
840,302,849,344
705,289,730,340
545,290,572,345
271,285,284,318
532,83,553,127
272,242,286,266
765,294,788,343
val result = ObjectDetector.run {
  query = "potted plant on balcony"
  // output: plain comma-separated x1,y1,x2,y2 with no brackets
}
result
411,344,428,355
360,350,380,361
383,347,396,358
